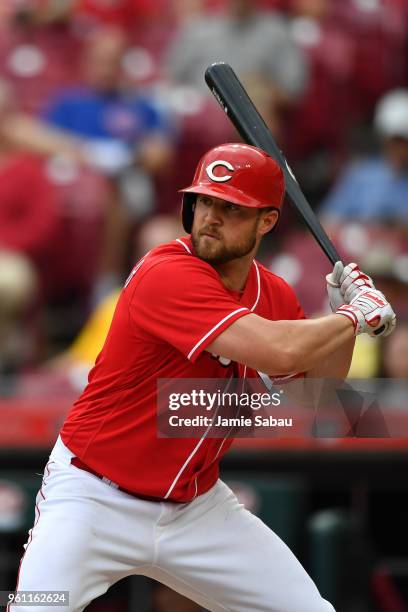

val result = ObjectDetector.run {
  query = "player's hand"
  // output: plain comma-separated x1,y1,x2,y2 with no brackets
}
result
339,262,375,303
336,288,396,337
326,261,376,311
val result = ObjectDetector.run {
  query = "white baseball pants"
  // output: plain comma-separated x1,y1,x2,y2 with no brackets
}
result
11,437,335,612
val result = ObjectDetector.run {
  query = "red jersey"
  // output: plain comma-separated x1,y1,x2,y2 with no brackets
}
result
61,237,305,501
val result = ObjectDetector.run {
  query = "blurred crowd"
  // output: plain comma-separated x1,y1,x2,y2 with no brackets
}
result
0,0,408,388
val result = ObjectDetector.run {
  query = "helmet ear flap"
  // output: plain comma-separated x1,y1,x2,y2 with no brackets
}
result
182,193,196,233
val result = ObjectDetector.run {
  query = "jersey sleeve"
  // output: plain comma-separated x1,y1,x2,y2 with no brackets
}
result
125,256,250,362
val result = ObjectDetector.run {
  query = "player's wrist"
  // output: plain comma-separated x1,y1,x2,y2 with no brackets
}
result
336,289,396,338
335,305,360,335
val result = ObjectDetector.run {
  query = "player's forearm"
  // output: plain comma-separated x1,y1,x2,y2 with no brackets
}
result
305,336,355,379
269,315,355,374
208,313,355,375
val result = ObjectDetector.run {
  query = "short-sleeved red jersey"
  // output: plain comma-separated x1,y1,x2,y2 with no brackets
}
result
61,237,305,501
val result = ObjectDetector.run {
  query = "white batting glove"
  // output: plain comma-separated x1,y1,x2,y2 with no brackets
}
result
326,261,344,312
339,262,375,303
336,289,396,337
326,261,376,311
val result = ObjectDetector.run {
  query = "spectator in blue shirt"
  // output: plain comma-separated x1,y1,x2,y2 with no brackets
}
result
41,27,175,302
320,89,408,224
43,26,174,179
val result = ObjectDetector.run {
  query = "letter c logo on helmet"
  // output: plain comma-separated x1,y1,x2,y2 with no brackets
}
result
205,160,234,183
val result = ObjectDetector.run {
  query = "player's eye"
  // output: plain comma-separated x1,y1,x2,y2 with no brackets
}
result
226,204,239,212
199,197,212,206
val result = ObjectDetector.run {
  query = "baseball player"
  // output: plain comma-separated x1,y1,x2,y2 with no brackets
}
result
11,144,396,612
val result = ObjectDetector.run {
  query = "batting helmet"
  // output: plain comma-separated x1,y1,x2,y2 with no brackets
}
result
180,143,285,233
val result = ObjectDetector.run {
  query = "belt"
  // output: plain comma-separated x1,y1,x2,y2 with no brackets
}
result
71,457,183,504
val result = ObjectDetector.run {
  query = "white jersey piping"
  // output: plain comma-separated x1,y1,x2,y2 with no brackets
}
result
176,238,192,254
186,261,260,467
212,367,248,463
163,375,233,499
251,261,261,311
166,243,260,496
187,307,248,361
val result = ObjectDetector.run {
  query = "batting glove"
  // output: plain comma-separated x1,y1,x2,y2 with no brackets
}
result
326,261,344,312
339,262,375,303
326,261,376,311
336,288,396,337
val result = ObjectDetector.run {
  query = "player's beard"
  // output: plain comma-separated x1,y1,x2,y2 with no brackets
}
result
192,220,258,265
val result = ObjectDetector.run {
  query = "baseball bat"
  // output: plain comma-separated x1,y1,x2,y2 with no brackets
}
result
205,63,387,336
204,62,342,265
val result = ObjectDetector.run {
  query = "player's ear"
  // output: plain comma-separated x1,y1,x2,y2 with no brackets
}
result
258,209,279,235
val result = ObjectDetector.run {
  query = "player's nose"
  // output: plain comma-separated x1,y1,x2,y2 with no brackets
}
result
203,203,223,225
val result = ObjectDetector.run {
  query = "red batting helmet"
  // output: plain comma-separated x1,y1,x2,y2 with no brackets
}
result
180,143,285,233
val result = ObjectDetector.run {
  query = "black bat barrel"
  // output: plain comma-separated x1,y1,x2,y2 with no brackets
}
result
205,62,342,265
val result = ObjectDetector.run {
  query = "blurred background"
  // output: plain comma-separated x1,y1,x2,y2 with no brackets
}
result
0,0,408,609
